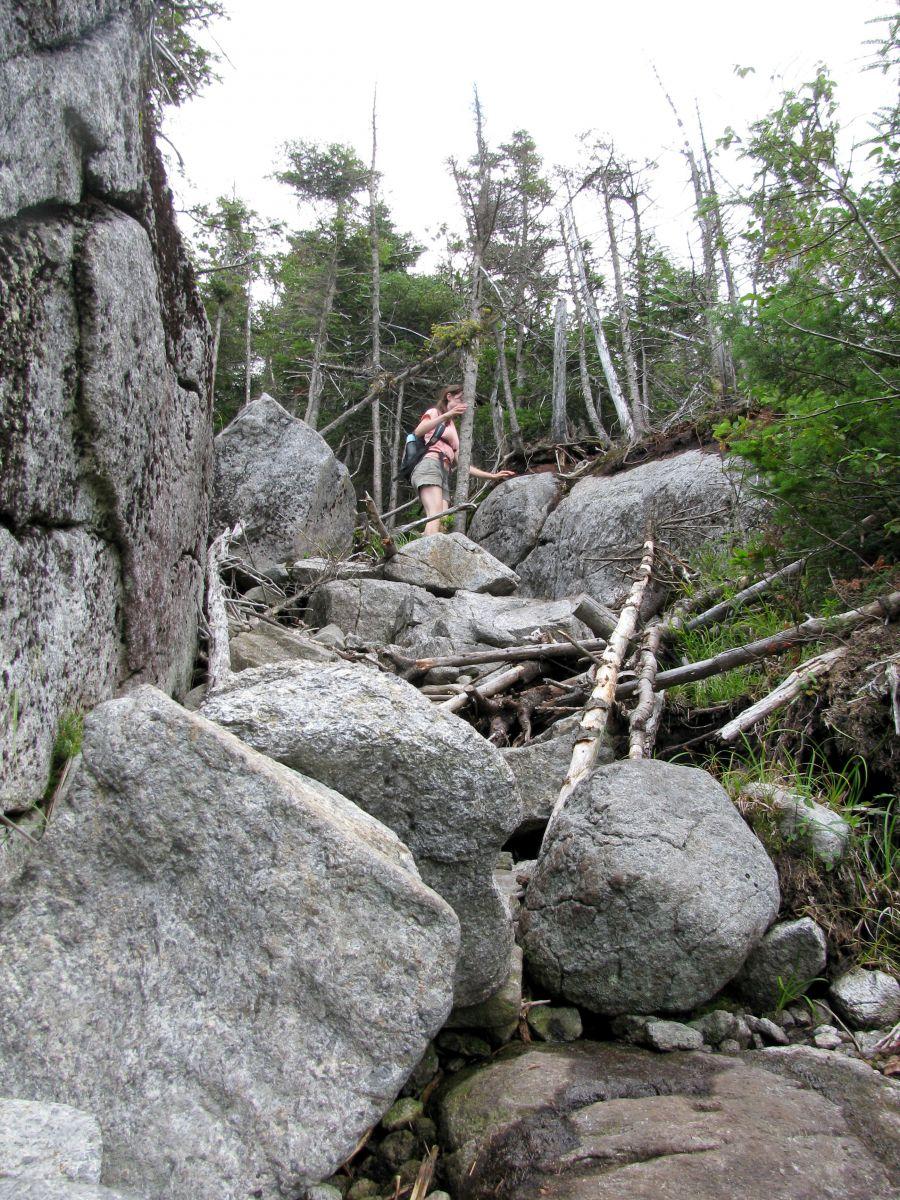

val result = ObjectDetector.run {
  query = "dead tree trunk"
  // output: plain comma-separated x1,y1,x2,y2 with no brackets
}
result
386,380,405,526
564,203,635,441
369,95,384,509
628,618,664,758
600,170,644,433
305,226,340,428
546,535,655,834
560,214,610,444
243,262,253,408
551,295,568,443
495,321,524,453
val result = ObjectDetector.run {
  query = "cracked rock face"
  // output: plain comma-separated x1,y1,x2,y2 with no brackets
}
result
0,687,458,1200
201,659,522,1006
466,473,562,569
513,450,755,607
520,759,780,1014
0,2,212,808
436,1042,900,1200
212,393,355,574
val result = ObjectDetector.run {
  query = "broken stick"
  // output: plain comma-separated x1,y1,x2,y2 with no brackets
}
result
628,617,665,759
716,646,848,742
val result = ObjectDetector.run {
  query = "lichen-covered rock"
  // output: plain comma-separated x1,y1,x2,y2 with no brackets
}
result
0,688,458,1200
212,393,355,573
742,783,851,866
520,760,780,1014
447,943,523,1044
436,1042,900,1200
0,1098,102,1184
201,660,522,1006
468,474,561,568
515,450,755,608
830,968,900,1031
734,917,828,1011
383,533,519,596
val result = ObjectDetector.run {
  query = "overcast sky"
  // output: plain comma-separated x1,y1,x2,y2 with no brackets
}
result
163,0,896,268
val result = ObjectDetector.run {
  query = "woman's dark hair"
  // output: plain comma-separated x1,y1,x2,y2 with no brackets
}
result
435,383,463,412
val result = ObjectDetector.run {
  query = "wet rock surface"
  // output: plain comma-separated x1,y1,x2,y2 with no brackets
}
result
436,1041,900,1200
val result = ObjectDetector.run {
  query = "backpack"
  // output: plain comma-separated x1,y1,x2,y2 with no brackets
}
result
398,421,446,483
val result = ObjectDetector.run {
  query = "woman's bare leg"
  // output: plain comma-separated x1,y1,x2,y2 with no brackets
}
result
418,484,447,535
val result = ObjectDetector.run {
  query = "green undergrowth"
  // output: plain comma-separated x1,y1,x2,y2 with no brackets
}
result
668,540,898,976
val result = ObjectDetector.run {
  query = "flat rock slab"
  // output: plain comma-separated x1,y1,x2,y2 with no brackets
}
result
520,759,779,1014
437,1042,900,1200
229,622,338,671
201,660,522,1006
212,393,355,573
0,687,458,1200
382,533,520,596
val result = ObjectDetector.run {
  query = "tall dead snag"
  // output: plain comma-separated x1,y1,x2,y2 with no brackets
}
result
546,535,656,835
551,295,568,442
368,92,384,510
559,214,610,445
563,202,635,441
628,618,665,759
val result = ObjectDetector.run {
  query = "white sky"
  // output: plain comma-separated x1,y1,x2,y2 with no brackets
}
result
163,0,896,271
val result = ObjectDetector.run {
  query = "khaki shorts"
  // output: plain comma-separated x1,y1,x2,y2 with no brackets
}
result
411,453,450,500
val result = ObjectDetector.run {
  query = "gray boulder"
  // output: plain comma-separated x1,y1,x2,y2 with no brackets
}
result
830,968,900,1031
0,687,458,1200
742,783,851,866
436,1042,900,1200
383,533,519,596
1,7,212,808
468,473,561,568
201,660,522,1005
515,450,754,608
520,759,780,1014
734,917,828,1011
502,715,614,834
212,393,355,573
447,943,523,1044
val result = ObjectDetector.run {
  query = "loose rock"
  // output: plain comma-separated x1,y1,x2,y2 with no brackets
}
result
734,917,828,1011
830,968,900,1031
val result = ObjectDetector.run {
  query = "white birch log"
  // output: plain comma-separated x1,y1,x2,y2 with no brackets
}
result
628,618,665,759
440,660,542,714
717,647,848,742
559,213,610,445
546,535,655,835
206,524,242,692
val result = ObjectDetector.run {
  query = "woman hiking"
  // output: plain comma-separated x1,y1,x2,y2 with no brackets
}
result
411,384,515,535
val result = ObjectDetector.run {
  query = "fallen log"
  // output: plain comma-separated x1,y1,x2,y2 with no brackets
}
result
617,590,900,700
628,617,665,759
716,646,848,742
389,636,608,675
546,534,656,834
440,660,543,715
206,524,242,692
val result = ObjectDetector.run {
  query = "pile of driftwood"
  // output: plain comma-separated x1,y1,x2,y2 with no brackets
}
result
205,520,898,834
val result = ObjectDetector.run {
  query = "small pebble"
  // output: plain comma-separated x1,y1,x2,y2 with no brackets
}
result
527,1005,583,1043
436,1031,492,1060
427,1193,453,1200
346,1180,379,1200
754,1017,789,1046
377,1130,417,1172
413,1116,437,1145
397,1159,422,1187
813,1024,843,1050
718,1038,742,1055
305,1187,343,1200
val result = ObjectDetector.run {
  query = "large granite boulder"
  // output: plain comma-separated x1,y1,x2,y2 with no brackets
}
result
0,688,458,1200
383,533,519,595
436,1042,900,1200
212,393,355,573
0,3,212,808
520,759,780,1014
201,660,522,1005
468,473,561,568
514,450,755,607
